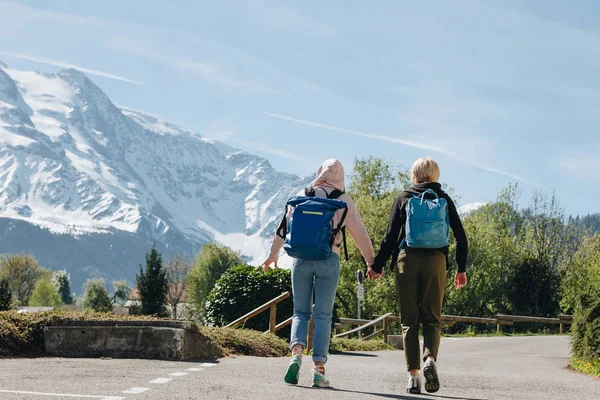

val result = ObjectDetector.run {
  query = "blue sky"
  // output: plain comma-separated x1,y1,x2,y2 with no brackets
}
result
1,0,599,216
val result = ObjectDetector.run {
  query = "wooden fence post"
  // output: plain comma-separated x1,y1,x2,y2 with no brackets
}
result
383,317,389,344
307,317,315,352
497,323,503,334
269,304,277,334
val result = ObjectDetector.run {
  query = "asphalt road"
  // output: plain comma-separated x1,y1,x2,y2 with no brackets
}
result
0,336,598,400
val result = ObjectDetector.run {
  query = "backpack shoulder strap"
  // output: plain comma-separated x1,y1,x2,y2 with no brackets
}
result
327,189,345,199
328,188,349,261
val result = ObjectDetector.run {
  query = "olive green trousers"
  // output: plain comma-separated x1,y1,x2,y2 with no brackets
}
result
395,248,446,371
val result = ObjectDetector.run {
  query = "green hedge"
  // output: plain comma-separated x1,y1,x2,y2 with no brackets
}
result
571,297,600,363
205,265,292,336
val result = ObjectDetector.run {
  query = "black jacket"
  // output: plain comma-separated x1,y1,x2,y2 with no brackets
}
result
372,182,468,273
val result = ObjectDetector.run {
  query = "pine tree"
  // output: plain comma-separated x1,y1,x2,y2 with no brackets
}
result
51,270,73,305
136,245,168,317
0,278,12,311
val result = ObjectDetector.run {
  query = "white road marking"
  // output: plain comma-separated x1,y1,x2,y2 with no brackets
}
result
169,372,189,377
200,363,216,367
123,387,150,394
148,377,172,384
0,390,124,399
186,367,204,371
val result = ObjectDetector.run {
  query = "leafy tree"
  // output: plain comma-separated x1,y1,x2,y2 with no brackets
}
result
29,277,62,308
560,234,600,314
0,254,48,307
136,245,168,317
165,255,192,319
569,213,600,234
0,278,12,311
51,270,73,305
187,243,245,319
337,156,411,318
205,265,292,335
82,279,113,313
111,280,132,307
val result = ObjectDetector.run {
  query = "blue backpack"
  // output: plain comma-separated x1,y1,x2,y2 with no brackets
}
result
276,188,348,260
403,189,450,249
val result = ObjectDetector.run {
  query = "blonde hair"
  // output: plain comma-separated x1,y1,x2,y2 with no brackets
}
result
411,157,440,184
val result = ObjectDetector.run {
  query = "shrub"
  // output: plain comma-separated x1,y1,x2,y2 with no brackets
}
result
205,265,292,336
329,338,395,353
571,296,600,363
200,326,288,357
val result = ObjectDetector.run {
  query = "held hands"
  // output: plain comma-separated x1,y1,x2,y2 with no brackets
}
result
261,257,278,272
454,272,467,289
366,265,383,280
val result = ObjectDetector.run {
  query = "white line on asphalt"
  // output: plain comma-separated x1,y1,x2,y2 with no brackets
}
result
201,363,217,367
169,372,189,377
123,387,150,394
186,367,204,371
0,390,124,399
149,378,173,384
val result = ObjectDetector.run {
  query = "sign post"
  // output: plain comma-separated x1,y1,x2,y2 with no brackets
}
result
356,270,364,320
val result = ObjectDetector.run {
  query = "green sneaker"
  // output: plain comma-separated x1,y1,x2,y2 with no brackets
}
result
311,368,330,388
284,355,302,384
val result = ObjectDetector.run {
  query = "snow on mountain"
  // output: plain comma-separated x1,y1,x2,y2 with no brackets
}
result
0,63,310,289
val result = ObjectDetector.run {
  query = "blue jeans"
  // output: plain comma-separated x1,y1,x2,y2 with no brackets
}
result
289,253,340,363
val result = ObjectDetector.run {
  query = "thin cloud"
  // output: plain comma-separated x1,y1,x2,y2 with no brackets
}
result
231,138,311,163
0,51,145,85
262,111,535,185
106,37,264,91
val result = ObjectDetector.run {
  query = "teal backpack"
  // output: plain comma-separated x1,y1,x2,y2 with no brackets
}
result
403,189,450,249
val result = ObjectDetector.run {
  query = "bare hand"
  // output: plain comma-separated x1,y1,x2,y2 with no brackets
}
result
261,257,278,272
454,272,467,289
367,267,382,280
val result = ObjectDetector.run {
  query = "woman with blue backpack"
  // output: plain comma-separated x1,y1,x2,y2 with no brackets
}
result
368,157,468,395
262,159,375,388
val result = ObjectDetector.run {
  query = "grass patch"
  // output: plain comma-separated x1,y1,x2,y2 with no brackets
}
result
329,338,394,353
199,326,289,357
571,357,600,378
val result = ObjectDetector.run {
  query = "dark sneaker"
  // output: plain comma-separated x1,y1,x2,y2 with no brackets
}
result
284,355,302,384
423,358,440,393
407,375,422,394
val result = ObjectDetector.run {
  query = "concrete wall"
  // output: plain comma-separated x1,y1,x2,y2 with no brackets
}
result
44,320,223,361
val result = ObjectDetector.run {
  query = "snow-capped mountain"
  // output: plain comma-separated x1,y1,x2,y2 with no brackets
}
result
0,62,311,290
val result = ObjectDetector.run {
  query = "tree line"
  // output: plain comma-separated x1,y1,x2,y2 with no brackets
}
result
1,156,598,330
0,242,245,320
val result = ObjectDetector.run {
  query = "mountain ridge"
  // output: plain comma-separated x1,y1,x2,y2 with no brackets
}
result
0,62,309,290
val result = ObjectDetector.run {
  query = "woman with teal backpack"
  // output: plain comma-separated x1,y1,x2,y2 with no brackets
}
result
262,159,375,388
368,157,468,395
